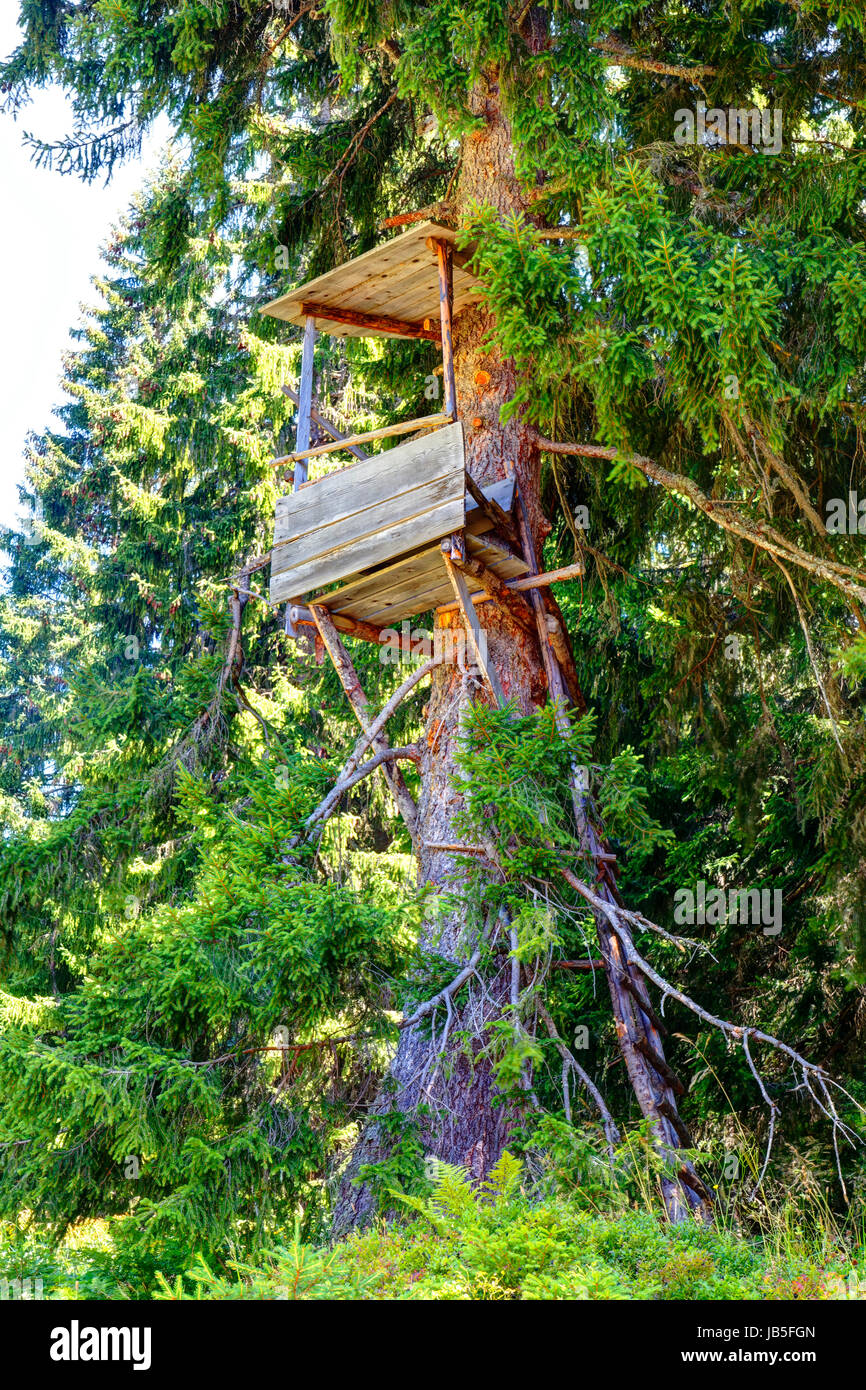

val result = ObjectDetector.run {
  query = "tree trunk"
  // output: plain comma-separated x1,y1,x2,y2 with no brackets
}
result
332,73,547,1233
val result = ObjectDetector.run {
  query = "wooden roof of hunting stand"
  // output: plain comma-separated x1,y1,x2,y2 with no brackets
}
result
261,221,541,702
262,221,482,340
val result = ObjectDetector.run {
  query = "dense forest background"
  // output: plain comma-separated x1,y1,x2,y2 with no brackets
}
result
1,1,865,1299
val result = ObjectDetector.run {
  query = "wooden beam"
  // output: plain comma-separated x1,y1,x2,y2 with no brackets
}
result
290,605,416,655
274,412,453,466
541,597,586,713
507,470,586,713
545,614,573,673
449,553,535,634
380,202,456,231
285,315,317,638
293,316,317,485
281,385,368,462
507,463,574,717
434,560,587,617
464,471,520,549
300,299,441,341
441,547,506,705
509,562,585,591
308,604,419,843
429,238,457,418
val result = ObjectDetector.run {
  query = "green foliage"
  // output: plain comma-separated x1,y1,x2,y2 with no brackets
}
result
3,0,866,1293
144,1152,863,1301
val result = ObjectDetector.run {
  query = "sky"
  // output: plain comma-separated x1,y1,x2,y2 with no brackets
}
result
0,12,168,539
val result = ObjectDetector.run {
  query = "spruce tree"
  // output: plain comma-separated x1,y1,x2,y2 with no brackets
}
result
2,1,865,1238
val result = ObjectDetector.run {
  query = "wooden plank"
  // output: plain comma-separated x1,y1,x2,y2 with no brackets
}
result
284,315,317,637
292,316,317,484
323,545,448,615
319,541,529,628
273,423,463,544
355,566,457,625
312,502,526,622
465,530,528,571
270,495,466,604
312,517,488,617
281,384,368,461
441,549,506,705
261,222,477,336
430,237,457,419
271,471,465,576
382,263,472,321
349,260,440,314
275,412,452,466
464,471,519,547
300,300,441,342
349,262,479,322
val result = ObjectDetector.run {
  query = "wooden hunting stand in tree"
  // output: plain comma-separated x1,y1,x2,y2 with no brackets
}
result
259,218,715,1227
261,211,717,1223
261,221,585,704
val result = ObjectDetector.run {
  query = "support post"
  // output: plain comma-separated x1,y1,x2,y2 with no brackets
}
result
505,462,709,1221
429,237,456,419
285,315,317,638
441,540,506,706
464,471,521,550
449,553,535,635
309,604,419,844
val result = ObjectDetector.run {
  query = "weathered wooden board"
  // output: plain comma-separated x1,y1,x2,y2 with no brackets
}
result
269,423,466,604
274,429,461,544
312,530,529,628
300,478,517,602
275,473,462,574
261,222,482,340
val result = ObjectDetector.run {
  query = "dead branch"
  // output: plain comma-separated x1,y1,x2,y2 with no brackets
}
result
592,39,716,83
556,860,865,1184
304,745,421,830
537,1000,620,1154
536,436,866,609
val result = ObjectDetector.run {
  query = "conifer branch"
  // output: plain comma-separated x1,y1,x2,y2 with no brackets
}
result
537,437,866,609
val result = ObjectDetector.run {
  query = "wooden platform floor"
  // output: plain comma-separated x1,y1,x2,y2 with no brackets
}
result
307,528,529,627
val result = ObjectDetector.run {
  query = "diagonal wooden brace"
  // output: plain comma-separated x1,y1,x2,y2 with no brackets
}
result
309,604,419,844
440,542,507,705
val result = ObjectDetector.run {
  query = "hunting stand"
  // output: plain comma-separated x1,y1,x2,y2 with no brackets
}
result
257,221,722,1223
262,221,583,706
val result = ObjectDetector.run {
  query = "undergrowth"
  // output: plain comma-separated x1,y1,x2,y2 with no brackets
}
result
3,1150,863,1302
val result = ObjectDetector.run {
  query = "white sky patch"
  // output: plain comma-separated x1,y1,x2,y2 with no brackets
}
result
0,12,169,541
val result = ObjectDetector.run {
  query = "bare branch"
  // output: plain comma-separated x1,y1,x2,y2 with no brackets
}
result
537,436,866,609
